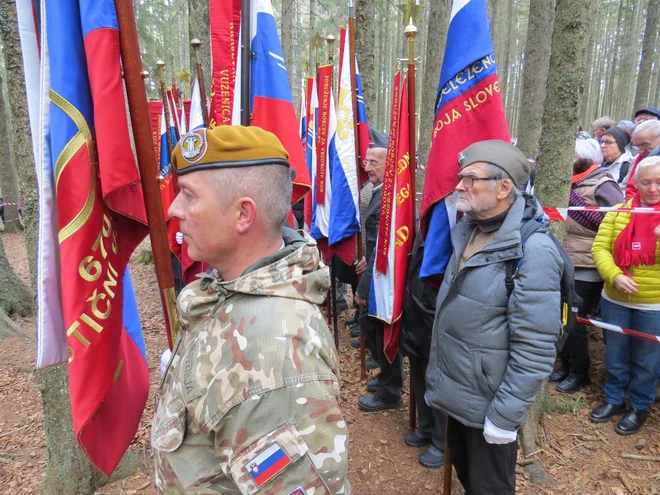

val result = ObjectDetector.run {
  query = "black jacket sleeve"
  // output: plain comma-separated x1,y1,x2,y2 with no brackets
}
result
356,187,382,300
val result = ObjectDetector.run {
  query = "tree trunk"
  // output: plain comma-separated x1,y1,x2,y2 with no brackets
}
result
492,0,513,99
515,0,555,159
356,0,377,123
39,365,146,495
0,0,36,280
580,18,596,125
0,234,32,317
0,71,21,233
633,0,660,111
281,0,300,114
418,0,451,178
188,0,212,91
307,0,315,73
529,0,593,485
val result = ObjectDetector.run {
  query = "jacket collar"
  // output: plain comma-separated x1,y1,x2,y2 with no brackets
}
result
451,196,528,267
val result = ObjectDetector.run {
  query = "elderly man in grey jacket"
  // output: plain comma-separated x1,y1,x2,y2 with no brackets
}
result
426,140,564,494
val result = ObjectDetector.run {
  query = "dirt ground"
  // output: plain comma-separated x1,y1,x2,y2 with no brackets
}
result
1,231,659,494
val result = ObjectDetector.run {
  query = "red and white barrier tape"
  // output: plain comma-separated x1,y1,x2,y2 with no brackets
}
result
0,202,20,206
544,206,660,222
577,317,660,344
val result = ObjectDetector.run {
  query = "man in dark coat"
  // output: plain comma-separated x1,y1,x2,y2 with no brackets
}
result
401,230,446,468
354,143,403,411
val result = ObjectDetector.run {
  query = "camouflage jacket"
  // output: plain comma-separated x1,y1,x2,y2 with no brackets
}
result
152,229,350,495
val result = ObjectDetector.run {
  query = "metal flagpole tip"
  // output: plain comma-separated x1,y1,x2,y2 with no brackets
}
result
404,18,419,39
312,33,324,48
190,38,201,47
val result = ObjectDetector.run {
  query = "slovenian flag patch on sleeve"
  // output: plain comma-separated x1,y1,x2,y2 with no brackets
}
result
247,443,291,487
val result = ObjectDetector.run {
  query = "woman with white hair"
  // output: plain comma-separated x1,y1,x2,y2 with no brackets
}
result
550,138,623,394
590,156,660,435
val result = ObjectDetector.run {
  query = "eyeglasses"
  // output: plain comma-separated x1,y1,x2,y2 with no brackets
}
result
600,139,617,146
636,133,660,150
363,159,380,167
455,174,500,188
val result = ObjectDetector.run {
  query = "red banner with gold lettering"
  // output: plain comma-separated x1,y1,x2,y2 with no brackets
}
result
376,72,401,274
209,0,241,127
384,78,414,361
315,65,332,205
148,100,162,165
45,0,150,475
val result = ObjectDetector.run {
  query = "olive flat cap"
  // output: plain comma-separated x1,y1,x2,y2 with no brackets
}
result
173,125,290,175
458,139,531,187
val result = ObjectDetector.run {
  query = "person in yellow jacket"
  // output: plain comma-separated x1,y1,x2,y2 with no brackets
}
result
590,156,660,435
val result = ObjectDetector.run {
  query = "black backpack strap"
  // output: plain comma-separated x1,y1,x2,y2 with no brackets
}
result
505,219,544,298
619,161,631,183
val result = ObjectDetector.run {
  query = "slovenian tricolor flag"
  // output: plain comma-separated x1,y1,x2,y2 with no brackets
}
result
309,64,361,263
209,0,312,204
339,25,370,186
419,0,509,282
247,444,291,487
369,73,414,362
39,0,150,475
189,77,206,131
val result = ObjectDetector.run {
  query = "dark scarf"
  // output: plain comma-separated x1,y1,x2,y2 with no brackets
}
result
474,206,512,233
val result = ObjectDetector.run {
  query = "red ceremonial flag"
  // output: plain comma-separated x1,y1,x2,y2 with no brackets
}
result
209,0,242,127
183,99,192,130
419,0,510,282
315,65,332,205
172,80,180,107
44,0,150,475
370,73,414,362
148,100,163,164
376,73,402,274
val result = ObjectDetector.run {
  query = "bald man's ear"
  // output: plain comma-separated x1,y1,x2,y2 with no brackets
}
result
235,197,258,234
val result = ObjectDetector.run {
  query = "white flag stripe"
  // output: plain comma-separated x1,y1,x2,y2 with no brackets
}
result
34,0,67,368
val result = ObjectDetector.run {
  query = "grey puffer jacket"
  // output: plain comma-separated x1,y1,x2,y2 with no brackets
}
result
425,196,564,431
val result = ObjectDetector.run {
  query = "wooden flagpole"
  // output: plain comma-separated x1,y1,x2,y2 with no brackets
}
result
325,34,340,350
404,17,418,435
348,2,367,380
114,0,180,349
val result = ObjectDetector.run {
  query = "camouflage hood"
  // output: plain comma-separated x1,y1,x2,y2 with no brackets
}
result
178,228,330,329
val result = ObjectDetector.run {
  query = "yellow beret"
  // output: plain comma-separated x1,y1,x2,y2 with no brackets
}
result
172,125,290,175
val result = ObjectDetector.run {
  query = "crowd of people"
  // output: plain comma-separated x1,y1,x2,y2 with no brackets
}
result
151,105,659,494
336,105,660,493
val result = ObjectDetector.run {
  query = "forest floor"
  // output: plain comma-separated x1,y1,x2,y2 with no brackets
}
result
1,231,659,495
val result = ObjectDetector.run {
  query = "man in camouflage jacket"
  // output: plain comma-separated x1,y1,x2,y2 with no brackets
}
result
152,125,350,495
